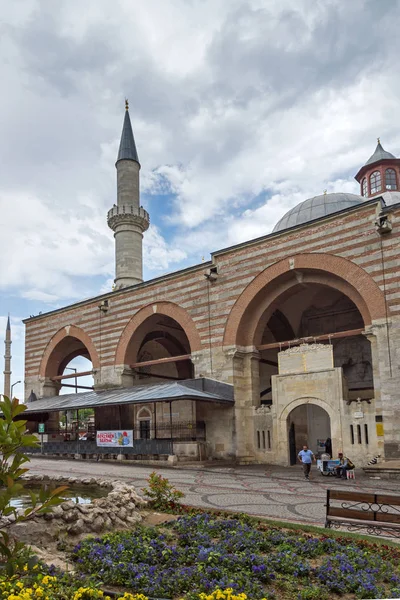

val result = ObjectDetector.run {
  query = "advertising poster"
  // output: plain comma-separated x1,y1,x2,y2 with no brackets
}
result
96,430,133,447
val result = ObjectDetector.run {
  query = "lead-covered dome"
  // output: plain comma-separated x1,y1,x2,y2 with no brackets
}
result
273,192,364,233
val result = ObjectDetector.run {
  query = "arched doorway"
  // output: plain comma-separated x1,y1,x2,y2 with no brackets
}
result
287,403,331,464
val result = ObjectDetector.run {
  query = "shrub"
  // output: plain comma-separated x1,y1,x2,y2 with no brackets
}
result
0,396,67,575
141,471,185,510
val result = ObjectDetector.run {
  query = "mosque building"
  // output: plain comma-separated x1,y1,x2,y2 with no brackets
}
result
16,104,400,465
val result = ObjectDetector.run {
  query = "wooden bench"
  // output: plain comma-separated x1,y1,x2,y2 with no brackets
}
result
325,489,400,538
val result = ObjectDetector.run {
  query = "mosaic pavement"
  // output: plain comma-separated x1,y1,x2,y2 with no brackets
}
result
27,457,400,528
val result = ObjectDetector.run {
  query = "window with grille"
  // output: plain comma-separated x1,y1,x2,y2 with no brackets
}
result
385,168,397,190
362,177,368,197
370,171,382,194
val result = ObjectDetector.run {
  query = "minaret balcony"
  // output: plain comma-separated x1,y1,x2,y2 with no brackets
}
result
107,204,150,232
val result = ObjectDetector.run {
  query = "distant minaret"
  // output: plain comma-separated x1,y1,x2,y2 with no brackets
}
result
3,316,11,398
107,100,150,289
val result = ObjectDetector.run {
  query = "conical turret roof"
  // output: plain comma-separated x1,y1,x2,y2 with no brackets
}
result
364,141,396,167
116,103,139,165
6,315,10,331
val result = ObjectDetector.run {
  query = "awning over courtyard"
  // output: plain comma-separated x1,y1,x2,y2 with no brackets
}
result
23,378,234,414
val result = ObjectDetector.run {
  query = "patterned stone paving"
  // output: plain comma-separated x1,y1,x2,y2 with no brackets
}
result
28,458,400,527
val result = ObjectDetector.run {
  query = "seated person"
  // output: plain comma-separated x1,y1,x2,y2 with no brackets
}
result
335,453,355,478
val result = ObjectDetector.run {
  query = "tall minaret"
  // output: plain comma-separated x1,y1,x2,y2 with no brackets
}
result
3,316,11,398
107,100,150,289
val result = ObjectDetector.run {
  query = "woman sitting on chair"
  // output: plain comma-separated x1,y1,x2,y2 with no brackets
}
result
335,453,355,479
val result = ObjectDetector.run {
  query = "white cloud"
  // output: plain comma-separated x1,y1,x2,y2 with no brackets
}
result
21,290,61,303
144,225,187,272
1,0,400,399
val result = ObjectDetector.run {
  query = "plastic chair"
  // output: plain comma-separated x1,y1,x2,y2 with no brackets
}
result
346,469,356,480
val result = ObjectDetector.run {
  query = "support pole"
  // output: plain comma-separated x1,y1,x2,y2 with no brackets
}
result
256,328,364,352
154,402,157,439
130,354,191,369
170,401,173,455
51,370,93,381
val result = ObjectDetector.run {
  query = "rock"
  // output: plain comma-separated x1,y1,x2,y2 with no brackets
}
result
62,511,78,523
76,504,90,514
67,518,84,536
126,514,141,525
81,478,91,485
103,517,112,529
118,507,127,520
91,516,104,532
61,501,75,511
43,512,54,521
51,506,64,517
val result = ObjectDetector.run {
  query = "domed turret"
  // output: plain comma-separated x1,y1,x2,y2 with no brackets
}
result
355,139,399,199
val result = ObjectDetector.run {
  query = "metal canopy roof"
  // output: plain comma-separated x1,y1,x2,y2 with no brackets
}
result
23,379,234,414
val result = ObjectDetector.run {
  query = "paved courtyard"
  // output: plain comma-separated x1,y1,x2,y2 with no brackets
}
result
28,457,400,528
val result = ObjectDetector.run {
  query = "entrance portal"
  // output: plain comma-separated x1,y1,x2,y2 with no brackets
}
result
287,404,331,464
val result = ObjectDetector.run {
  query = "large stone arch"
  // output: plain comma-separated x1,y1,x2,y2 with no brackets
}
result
224,253,387,347
115,301,202,365
280,396,337,422
39,325,100,378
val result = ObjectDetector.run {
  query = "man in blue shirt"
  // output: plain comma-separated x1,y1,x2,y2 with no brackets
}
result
298,444,315,480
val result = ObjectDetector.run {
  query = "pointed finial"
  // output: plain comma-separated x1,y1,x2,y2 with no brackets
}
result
201,256,205,262
125,98,129,111
323,189,327,195
377,137,380,144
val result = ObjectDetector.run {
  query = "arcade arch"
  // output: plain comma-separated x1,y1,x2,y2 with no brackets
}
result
116,303,199,382
39,326,97,395
224,253,387,348
258,283,374,405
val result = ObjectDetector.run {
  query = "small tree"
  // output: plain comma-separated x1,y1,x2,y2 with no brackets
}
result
0,395,67,574
141,471,185,511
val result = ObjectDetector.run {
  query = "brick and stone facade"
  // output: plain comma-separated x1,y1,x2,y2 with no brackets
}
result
22,124,400,466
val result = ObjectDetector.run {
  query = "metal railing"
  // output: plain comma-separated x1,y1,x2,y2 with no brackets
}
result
33,421,206,442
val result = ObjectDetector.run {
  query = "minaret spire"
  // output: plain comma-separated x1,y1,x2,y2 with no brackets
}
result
107,101,150,289
3,315,11,398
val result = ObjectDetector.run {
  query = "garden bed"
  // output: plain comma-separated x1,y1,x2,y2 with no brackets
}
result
71,512,400,600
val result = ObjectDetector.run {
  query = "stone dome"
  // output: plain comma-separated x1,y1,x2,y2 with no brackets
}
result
272,192,364,233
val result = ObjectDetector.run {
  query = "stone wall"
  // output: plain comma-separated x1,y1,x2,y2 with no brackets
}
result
10,475,145,545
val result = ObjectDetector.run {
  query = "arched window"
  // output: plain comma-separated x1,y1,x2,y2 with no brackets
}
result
385,168,397,190
370,170,382,194
362,178,368,197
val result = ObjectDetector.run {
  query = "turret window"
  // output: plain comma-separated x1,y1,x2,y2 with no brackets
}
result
362,178,368,197
370,171,382,194
385,168,397,190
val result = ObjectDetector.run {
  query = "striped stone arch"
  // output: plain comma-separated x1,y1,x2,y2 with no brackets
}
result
39,325,100,378
223,252,387,348
115,301,202,365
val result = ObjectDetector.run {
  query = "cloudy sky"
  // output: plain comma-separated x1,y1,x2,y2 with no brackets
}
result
1,0,400,398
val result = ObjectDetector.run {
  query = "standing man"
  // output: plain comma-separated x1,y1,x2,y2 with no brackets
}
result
298,444,315,481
